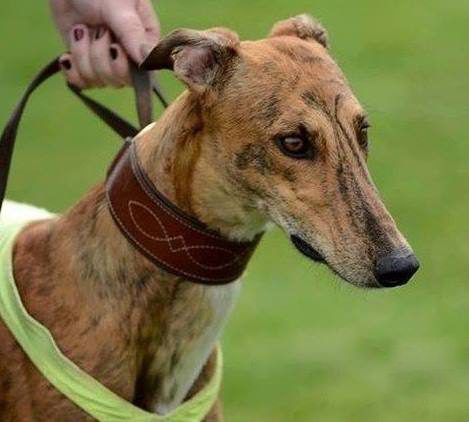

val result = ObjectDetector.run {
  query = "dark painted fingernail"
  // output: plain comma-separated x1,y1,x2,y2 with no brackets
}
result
60,59,72,70
110,47,118,60
95,28,105,40
74,28,84,42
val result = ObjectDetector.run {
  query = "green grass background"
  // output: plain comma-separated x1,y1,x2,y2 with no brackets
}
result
1,1,468,420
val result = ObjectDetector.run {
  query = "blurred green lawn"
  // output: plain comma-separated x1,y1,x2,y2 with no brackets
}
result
1,1,469,421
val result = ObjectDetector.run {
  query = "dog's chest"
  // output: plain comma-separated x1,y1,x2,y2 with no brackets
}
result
152,280,241,415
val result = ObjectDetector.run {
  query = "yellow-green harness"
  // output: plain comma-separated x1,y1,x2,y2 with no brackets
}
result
0,220,222,422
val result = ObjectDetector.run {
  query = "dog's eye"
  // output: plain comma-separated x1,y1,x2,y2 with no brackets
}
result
357,122,370,151
276,136,313,159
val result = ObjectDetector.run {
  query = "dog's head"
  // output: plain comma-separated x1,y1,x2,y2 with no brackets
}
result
142,14,419,289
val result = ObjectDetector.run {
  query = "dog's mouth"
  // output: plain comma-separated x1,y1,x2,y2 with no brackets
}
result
290,235,326,263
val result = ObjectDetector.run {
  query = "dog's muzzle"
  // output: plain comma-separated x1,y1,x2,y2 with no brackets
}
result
290,235,326,263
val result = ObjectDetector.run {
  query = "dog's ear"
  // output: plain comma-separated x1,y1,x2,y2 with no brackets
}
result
270,14,329,48
141,28,240,92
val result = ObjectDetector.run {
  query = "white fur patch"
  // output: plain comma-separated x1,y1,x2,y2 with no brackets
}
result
139,122,157,137
0,200,53,225
155,280,242,415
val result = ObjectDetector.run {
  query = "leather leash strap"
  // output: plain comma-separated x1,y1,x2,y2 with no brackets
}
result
0,57,160,213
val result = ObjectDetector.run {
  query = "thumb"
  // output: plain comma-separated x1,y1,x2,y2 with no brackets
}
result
105,7,148,63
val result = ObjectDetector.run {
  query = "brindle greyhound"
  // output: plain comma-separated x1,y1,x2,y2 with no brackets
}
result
0,14,419,421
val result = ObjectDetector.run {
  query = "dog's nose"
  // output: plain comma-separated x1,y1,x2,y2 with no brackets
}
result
374,249,420,287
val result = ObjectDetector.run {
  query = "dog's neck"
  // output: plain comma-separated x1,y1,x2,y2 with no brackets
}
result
14,91,266,414
136,91,267,241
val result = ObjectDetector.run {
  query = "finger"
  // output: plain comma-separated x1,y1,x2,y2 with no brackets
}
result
59,53,87,89
69,24,102,87
105,6,148,63
90,28,121,87
109,43,131,87
49,0,76,45
136,0,160,46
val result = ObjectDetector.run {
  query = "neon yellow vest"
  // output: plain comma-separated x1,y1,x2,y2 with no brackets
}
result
0,220,222,421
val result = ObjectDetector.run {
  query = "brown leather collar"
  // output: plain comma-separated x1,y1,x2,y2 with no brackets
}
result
106,140,261,285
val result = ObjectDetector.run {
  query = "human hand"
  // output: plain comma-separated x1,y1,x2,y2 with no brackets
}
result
50,0,160,88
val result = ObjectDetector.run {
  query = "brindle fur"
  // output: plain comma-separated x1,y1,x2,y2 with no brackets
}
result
0,14,413,421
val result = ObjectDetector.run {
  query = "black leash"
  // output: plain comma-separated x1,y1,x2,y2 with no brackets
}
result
0,57,168,213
